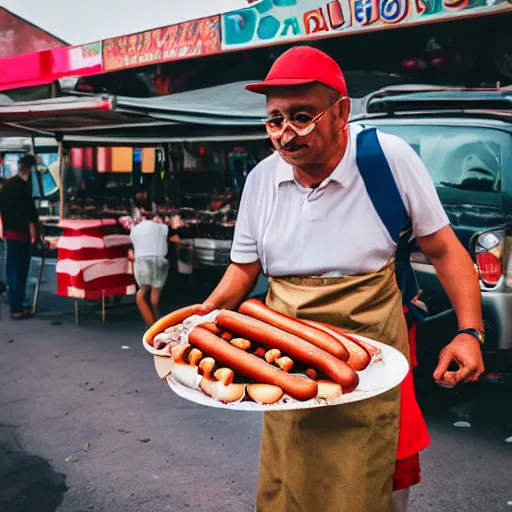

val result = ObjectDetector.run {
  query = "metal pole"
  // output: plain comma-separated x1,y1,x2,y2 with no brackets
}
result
101,291,106,322
58,141,65,219
31,241,47,314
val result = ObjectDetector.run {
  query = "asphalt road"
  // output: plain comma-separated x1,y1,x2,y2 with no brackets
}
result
0,302,511,512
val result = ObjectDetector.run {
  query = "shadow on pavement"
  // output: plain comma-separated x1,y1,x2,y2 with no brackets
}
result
0,427,68,512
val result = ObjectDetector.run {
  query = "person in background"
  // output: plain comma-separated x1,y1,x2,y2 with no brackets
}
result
0,154,39,320
128,215,170,327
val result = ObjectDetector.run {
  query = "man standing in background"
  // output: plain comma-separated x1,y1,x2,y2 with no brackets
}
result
128,215,170,327
0,154,39,320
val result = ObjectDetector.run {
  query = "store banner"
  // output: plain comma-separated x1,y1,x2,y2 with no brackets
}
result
0,42,102,92
102,16,222,72
52,43,103,77
222,0,512,49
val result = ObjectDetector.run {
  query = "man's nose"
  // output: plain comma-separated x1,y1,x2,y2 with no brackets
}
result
280,125,297,146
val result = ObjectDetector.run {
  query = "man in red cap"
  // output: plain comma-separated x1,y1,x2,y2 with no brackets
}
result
199,46,484,511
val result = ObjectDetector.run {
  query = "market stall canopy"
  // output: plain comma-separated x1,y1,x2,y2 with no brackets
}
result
0,81,366,144
0,81,270,143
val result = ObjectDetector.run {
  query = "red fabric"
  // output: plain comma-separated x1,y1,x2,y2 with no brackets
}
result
392,309,431,490
393,453,421,491
246,46,347,96
396,316,430,460
396,368,430,460
4,231,29,242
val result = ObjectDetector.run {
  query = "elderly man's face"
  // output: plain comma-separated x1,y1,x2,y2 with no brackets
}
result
265,83,348,170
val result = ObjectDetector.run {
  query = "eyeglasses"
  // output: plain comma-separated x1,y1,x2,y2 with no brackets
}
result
264,97,347,139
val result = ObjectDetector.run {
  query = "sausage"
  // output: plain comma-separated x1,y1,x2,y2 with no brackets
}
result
307,320,381,357
144,304,202,346
239,299,349,361
216,310,359,391
188,326,318,401
302,319,371,371
343,333,381,358
201,322,222,336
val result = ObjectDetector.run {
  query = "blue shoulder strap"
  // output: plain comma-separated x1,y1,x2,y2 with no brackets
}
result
356,127,420,309
356,127,409,243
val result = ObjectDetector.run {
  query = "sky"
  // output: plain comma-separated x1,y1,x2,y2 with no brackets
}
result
2,0,247,45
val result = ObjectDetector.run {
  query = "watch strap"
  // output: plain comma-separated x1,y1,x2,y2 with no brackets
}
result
457,328,485,344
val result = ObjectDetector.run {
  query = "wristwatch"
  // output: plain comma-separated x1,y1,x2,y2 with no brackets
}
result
457,328,485,344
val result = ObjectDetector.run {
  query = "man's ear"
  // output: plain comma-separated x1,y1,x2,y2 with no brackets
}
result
340,97,351,122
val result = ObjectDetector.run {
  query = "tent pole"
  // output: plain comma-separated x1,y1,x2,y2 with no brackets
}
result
58,141,65,219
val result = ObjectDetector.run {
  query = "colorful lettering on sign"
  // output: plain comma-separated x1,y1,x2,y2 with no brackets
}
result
352,0,379,25
443,0,469,8
380,0,409,22
103,16,221,71
327,1,346,29
415,0,427,14
223,0,512,49
304,8,329,34
281,17,302,35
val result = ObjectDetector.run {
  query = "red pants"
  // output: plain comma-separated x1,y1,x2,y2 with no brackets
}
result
392,318,430,491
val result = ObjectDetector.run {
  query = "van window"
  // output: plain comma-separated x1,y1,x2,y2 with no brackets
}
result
372,125,507,193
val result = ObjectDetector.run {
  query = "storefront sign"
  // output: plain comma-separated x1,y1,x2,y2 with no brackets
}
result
102,16,222,72
222,0,512,49
53,42,103,76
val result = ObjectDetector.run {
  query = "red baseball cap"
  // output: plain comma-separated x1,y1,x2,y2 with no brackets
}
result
246,46,347,96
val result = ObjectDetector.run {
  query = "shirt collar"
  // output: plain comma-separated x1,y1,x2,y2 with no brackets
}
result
274,125,355,191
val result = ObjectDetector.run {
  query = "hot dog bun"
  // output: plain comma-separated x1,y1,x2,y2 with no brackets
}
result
247,384,284,404
144,304,202,346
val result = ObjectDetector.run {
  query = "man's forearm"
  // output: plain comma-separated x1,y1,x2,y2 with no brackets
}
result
29,223,37,241
430,246,483,331
205,261,261,311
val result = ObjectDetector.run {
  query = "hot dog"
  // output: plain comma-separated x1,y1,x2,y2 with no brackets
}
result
302,319,371,371
201,322,222,336
188,326,319,401
306,320,381,357
239,299,349,361
342,333,381,358
216,310,359,392
144,304,202,346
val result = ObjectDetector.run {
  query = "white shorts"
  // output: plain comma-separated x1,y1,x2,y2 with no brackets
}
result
134,256,169,289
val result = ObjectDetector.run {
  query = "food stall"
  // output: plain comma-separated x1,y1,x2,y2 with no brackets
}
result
0,84,269,314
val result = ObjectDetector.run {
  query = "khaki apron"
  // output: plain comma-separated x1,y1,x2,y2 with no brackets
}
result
256,260,410,512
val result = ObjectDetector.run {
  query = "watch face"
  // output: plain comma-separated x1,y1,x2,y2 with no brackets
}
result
463,328,484,343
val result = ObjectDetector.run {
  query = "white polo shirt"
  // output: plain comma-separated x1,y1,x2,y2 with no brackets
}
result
230,124,449,277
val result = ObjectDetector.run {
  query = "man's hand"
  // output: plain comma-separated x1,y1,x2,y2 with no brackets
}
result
197,300,217,316
433,333,485,386
29,223,37,246
198,261,261,315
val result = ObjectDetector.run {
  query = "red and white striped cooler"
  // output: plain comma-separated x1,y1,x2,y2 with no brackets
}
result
56,219,136,299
